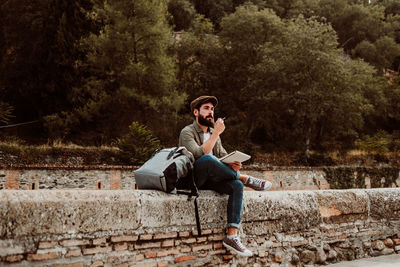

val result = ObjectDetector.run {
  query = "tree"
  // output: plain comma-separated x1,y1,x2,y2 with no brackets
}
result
0,0,95,132
317,0,400,72
167,0,196,31
45,0,185,144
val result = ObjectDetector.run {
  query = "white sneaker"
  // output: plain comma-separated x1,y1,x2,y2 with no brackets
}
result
222,236,253,257
245,176,272,191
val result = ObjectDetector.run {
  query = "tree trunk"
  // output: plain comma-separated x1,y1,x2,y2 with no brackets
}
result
305,127,311,162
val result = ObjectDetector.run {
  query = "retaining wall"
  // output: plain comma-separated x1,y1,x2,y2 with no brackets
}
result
1,189,400,266
2,165,399,191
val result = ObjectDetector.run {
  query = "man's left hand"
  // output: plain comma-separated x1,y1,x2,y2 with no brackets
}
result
229,161,242,172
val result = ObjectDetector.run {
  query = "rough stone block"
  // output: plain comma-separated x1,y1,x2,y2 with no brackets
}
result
0,190,140,238
366,189,400,220
242,191,320,235
315,190,368,223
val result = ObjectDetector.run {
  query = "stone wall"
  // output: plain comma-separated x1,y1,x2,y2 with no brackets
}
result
3,165,399,191
1,189,400,266
0,166,136,190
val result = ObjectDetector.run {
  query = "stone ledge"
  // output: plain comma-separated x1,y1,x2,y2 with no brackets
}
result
1,189,399,239
0,164,139,170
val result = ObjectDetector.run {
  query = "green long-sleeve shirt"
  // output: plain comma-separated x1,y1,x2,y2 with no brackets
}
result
179,121,228,160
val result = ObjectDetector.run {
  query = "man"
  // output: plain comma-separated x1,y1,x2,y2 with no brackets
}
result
179,95,272,257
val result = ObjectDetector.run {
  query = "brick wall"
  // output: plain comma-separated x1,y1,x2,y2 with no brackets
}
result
1,189,400,266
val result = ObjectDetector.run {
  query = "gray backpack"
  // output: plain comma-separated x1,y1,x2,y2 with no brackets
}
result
134,147,202,235
134,147,196,193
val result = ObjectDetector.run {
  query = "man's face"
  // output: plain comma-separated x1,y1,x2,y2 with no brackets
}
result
195,102,214,127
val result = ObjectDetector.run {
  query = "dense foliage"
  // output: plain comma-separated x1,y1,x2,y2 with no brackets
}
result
1,0,399,160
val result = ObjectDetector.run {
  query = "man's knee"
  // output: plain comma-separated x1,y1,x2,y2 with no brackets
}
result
231,179,244,192
195,154,219,167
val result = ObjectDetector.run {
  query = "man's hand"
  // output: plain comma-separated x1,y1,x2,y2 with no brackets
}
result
214,118,225,135
229,161,242,172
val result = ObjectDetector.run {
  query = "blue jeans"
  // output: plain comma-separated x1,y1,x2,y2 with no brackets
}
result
193,154,243,229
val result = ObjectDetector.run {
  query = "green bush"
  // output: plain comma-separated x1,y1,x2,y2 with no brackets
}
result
355,131,391,154
116,122,161,165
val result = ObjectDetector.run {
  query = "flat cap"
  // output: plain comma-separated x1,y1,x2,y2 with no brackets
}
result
190,96,218,112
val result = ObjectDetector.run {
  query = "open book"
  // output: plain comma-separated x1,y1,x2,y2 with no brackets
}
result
219,150,251,164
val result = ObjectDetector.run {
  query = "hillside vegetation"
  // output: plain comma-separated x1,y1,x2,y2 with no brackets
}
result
0,0,399,163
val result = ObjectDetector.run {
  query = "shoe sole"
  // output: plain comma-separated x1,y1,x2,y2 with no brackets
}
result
222,241,253,257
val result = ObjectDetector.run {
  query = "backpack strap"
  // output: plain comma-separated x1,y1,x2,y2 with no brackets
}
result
176,169,202,236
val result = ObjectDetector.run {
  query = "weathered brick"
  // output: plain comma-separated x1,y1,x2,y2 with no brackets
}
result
145,252,157,258
393,239,400,245
93,238,107,245
210,249,226,255
5,170,19,189
111,235,138,243
197,237,207,243
134,242,161,250
110,169,121,189
180,247,191,253
131,263,157,267
38,241,57,249
136,254,145,261
292,240,308,247
198,251,208,258
90,261,104,267
157,249,179,257
51,263,84,267
154,232,178,240
208,235,225,241
5,255,24,263
162,240,174,247
273,242,283,247
202,229,213,235
60,239,90,247
192,230,199,236
175,255,196,263
65,249,81,258
179,231,190,238
223,255,233,260
192,244,213,252
82,246,112,255
139,234,153,240
182,238,196,244
114,243,128,251
213,242,223,249
213,229,224,234
28,252,60,261
157,261,169,267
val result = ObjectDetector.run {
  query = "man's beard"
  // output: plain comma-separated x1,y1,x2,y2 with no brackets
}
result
198,114,214,127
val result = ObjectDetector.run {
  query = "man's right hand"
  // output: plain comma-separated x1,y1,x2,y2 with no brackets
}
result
214,118,225,135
